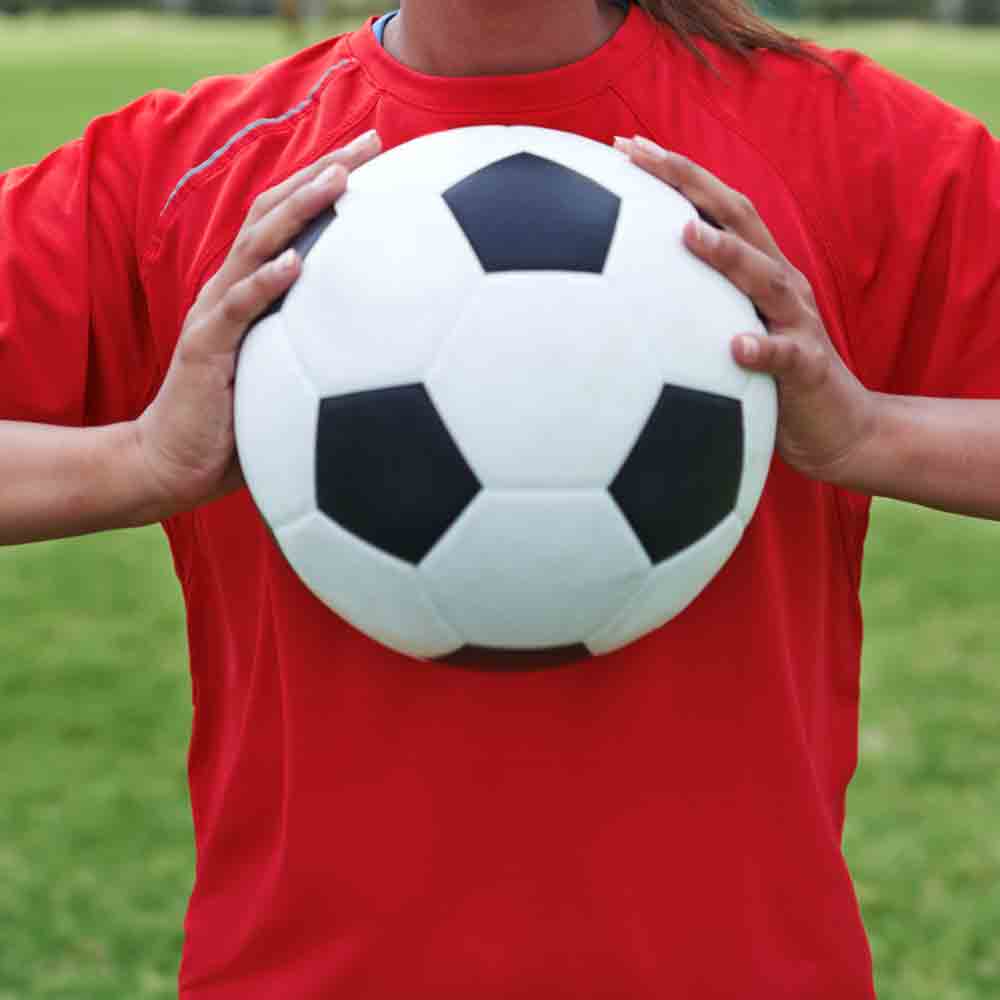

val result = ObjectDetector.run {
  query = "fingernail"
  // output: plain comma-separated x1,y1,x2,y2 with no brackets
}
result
275,248,297,273
348,129,379,151
739,335,759,362
612,135,632,151
315,163,345,188
632,135,667,158
697,220,720,248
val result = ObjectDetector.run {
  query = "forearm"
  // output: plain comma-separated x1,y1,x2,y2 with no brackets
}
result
0,420,164,545
835,394,1000,520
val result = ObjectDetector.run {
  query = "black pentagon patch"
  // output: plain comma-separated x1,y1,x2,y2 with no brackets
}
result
316,383,481,565
436,644,592,670
258,206,337,322
610,384,743,564
443,153,621,274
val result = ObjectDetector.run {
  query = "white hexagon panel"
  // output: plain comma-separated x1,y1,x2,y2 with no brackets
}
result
234,312,319,530
421,490,650,650
345,125,516,198
425,273,665,488
279,192,483,398
586,512,745,656
279,510,462,660
234,125,777,670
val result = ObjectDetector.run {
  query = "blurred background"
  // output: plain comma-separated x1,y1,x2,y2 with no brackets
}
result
1,3,999,998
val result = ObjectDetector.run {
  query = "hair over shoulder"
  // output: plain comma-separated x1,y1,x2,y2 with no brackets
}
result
637,0,830,65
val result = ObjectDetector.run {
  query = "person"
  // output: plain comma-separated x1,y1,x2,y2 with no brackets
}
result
1,0,997,996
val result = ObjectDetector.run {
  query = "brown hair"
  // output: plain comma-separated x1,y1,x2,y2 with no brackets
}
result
635,0,823,63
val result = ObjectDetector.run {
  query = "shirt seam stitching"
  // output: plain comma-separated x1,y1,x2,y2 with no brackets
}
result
136,82,376,403
139,56,360,271
183,94,379,309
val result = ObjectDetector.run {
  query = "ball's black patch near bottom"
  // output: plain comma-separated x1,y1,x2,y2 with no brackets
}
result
435,644,592,670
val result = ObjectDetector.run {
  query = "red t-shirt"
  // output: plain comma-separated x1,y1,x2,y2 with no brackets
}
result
2,6,999,997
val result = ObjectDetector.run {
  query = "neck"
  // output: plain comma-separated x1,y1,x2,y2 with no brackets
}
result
383,1,627,77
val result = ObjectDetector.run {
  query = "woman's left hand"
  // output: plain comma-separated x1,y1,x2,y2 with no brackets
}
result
616,135,877,487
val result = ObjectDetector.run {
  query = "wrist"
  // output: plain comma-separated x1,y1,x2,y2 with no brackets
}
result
73,421,178,530
814,388,888,493
780,379,883,493
115,420,182,526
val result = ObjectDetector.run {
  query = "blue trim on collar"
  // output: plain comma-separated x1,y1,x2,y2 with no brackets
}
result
372,10,396,45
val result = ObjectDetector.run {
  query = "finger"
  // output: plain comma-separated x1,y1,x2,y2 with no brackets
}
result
239,161,350,269
190,248,301,359
198,130,380,310
684,219,804,327
201,161,348,308
246,129,381,225
615,135,787,265
732,332,827,385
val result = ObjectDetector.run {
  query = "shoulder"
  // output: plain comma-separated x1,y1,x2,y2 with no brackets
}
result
52,33,372,261
132,29,379,295
157,33,365,141
151,33,371,219
670,36,987,163
663,37,999,393
113,30,379,378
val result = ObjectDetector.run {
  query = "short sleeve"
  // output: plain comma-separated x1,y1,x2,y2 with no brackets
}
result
0,94,168,428
834,56,1000,399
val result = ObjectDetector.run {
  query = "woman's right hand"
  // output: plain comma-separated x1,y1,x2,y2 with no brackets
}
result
134,129,382,521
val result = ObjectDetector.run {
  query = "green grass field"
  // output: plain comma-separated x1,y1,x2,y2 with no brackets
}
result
1,12,998,998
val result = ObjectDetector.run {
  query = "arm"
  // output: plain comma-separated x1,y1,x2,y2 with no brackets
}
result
0,421,159,545
836,394,1000,520
0,131,381,547
618,136,1000,521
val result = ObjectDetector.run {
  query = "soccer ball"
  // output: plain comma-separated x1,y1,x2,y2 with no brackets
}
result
234,126,776,668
